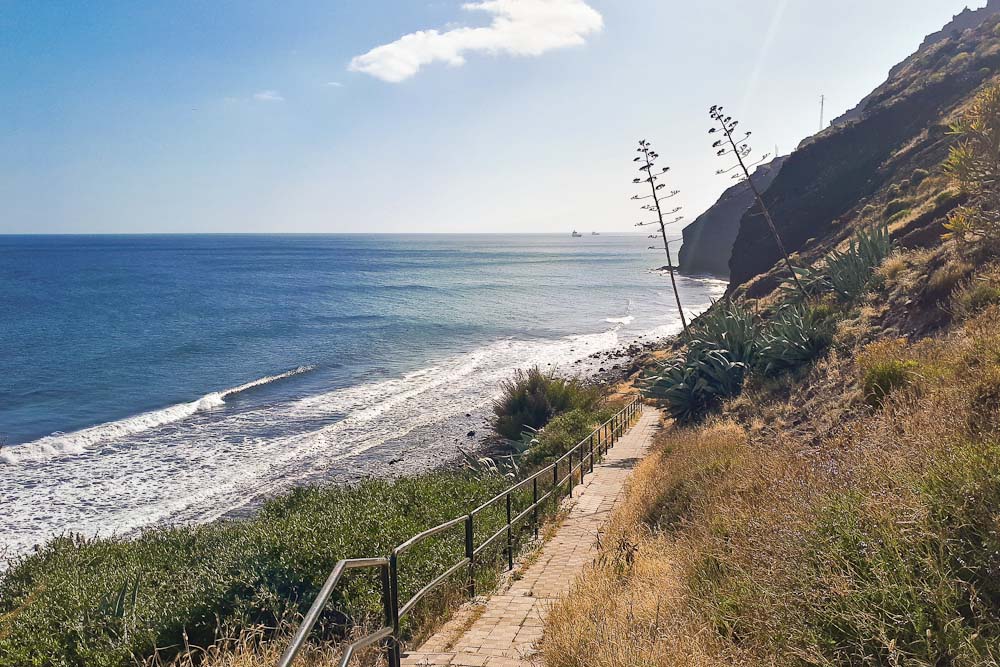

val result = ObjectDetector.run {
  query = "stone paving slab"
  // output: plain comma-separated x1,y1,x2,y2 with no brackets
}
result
401,408,660,667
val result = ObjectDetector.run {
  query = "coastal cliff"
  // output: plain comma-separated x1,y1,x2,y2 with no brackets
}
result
729,1,1000,294
677,156,785,277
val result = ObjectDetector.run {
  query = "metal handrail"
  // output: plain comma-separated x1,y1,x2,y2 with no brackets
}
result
277,558,391,667
277,397,643,667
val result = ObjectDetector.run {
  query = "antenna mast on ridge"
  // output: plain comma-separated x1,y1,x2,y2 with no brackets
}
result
819,94,825,130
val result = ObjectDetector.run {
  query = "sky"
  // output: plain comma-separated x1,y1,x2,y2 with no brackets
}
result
0,0,987,234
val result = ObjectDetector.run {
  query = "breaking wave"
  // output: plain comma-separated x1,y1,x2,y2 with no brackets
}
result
0,366,313,465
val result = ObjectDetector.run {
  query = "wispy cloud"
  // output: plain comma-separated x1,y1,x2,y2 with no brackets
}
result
252,90,285,102
349,0,603,83
324,81,344,87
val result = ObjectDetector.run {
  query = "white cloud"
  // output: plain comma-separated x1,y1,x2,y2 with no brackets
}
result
349,0,603,83
324,81,344,87
253,90,285,102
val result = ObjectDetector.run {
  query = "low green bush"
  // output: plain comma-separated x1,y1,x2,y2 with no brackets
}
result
959,282,1000,312
936,189,960,207
525,408,602,464
883,198,912,218
491,367,601,440
862,358,919,407
887,208,912,224
911,168,930,185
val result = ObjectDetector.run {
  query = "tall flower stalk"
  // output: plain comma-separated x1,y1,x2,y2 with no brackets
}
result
631,139,689,337
709,105,805,297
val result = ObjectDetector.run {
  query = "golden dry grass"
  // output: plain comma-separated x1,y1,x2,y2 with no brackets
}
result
145,624,385,667
542,288,1000,666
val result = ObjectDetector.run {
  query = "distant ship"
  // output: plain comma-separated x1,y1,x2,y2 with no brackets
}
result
591,231,600,235
571,230,583,237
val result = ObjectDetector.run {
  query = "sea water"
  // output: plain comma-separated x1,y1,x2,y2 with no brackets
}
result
0,234,725,561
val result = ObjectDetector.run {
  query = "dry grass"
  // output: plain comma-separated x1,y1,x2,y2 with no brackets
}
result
146,625,385,667
543,282,1000,666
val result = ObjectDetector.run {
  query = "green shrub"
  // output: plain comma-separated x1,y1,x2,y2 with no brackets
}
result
950,51,973,68
491,367,601,440
862,359,919,407
887,208,911,224
883,198,912,218
525,408,601,464
959,282,1000,312
758,304,835,376
936,189,960,207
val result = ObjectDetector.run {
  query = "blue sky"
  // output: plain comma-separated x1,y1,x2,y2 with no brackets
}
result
0,1,985,234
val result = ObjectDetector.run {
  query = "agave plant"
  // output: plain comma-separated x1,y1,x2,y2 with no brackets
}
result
690,299,761,365
778,223,891,302
641,348,746,423
757,304,835,375
825,223,891,300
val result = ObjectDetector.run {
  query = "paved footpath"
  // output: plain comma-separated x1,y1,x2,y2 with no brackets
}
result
401,408,660,667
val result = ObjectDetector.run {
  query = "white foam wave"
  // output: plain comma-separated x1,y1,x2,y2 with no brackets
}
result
0,366,313,466
604,315,635,326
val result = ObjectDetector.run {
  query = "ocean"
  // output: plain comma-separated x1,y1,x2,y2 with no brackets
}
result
0,234,725,561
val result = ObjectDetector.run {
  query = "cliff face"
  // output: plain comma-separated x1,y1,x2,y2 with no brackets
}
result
729,6,1000,293
678,157,785,277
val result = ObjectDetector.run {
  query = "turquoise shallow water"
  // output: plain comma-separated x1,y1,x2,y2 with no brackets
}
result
0,233,724,559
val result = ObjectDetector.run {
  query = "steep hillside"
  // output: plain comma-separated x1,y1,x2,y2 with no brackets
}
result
543,21,1000,664
729,4,1000,293
678,156,785,277
834,0,1000,126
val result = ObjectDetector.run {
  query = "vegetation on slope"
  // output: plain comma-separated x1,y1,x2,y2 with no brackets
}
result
543,80,1000,667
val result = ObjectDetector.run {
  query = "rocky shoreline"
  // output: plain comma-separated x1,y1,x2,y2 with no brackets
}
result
220,331,673,520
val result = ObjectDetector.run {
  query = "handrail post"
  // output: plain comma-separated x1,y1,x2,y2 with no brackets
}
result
567,449,573,495
465,514,475,598
505,492,514,571
552,460,558,499
388,554,401,660
532,476,539,540
381,564,401,667
589,433,594,473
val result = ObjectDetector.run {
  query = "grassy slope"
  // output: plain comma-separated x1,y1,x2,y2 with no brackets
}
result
546,277,1000,665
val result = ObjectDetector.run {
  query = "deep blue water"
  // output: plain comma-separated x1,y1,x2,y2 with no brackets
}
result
1,234,724,559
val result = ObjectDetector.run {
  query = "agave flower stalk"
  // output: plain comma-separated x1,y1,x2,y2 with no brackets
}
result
708,106,806,298
631,139,689,337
